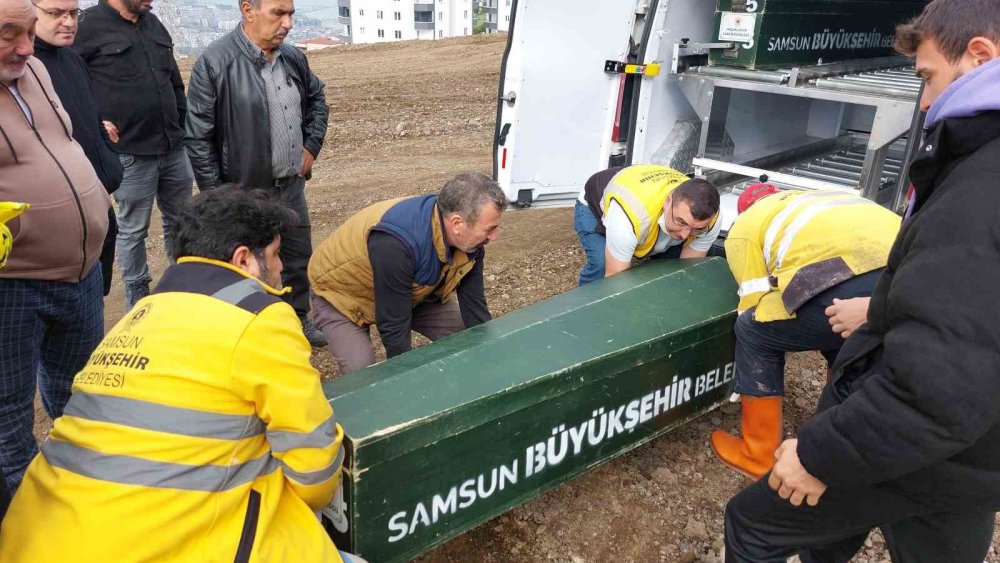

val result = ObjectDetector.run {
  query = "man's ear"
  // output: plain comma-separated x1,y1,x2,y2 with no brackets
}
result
241,1,255,21
965,37,1000,68
445,213,464,233
230,245,253,271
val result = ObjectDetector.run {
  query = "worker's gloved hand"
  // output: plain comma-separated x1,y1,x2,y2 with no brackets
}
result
0,202,29,271
825,297,871,339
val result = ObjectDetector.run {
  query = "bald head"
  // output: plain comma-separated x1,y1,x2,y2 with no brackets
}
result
0,0,33,11
0,0,35,85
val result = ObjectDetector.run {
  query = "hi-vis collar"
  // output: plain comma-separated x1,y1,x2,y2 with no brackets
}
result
177,256,292,296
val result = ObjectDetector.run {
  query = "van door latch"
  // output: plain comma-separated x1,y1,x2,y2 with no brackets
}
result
604,61,662,76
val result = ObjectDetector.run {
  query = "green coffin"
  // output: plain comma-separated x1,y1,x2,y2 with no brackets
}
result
320,258,738,562
708,1,924,69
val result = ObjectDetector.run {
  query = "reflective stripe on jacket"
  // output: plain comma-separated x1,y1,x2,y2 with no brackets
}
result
600,165,712,257
725,190,900,322
0,258,345,562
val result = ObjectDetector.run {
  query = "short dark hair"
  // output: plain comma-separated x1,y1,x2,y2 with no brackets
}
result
895,0,1000,61
170,185,299,262
672,178,720,221
437,172,508,224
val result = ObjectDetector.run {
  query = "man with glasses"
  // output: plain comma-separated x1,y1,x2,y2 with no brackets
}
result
75,0,192,311
710,185,899,480
573,164,721,286
32,0,123,298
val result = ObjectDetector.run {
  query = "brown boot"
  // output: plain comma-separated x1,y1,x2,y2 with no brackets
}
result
710,396,782,480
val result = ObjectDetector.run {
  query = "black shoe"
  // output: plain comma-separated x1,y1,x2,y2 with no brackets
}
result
300,318,328,348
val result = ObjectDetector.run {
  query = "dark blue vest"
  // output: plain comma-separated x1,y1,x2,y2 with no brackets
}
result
371,194,448,287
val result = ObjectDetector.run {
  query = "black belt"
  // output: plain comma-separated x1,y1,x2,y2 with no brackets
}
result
273,176,295,188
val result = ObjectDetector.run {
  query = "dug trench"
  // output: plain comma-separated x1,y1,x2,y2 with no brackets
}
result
31,33,1000,563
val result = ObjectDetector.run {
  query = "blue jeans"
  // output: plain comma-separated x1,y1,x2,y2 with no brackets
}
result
114,147,193,309
734,269,882,397
0,266,104,492
574,201,607,286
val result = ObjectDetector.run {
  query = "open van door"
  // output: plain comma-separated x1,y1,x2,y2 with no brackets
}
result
493,0,643,208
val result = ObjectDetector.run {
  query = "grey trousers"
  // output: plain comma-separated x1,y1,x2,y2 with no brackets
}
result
311,293,464,374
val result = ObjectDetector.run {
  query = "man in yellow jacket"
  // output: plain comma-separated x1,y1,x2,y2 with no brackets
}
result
711,184,900,479
574,165,722,285
309,173,507,375
0,187,350,562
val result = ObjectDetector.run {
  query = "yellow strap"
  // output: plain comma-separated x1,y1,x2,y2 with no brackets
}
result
623,63,661,76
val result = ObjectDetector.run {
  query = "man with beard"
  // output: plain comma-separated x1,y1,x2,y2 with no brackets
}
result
185,0,330,347
31,0,123,297
0,0,110,494
75,0,192,311
0,187,355,562
308,173,506,374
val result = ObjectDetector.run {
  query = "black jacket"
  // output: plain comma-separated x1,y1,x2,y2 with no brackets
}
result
33,38,123,194
74,0,186,156
797,110,1000,508
184,27,329,190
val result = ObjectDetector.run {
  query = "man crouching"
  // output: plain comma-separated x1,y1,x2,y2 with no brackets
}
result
0,187,351,562
309,173,507,374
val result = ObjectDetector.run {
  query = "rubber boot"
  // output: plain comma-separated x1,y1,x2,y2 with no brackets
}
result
710,396,783,480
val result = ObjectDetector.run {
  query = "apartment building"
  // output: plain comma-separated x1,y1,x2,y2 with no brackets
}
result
336,0,475,44
482,0,511,33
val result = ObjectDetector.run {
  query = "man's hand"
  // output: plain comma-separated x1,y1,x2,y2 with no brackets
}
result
768,439,828,507
299,149,316,177
825,297,871,339
103,121,119,144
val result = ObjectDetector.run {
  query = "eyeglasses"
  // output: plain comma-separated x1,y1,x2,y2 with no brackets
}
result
35,7,85,22
668,201,709,236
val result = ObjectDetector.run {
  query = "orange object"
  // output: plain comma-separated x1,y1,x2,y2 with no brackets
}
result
710,395,783,479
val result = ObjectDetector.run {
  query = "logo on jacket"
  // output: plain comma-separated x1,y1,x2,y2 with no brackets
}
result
124,302,153,331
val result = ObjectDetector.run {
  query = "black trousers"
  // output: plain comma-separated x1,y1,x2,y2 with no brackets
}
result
733,270,881,397
725,475,995,563
100,209,118,297
273,177,313,318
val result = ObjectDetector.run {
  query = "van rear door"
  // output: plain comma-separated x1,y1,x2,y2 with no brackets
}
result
493,0,641,208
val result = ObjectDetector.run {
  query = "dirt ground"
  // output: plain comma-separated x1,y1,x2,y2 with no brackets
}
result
32,33,1000,562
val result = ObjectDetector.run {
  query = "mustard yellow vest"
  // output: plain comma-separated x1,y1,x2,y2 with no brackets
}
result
309,198,477,326
600,165,699,257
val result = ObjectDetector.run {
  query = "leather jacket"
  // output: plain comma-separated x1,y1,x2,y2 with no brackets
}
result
184,27,329,189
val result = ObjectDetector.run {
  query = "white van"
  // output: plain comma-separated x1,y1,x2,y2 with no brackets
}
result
492,0,924,235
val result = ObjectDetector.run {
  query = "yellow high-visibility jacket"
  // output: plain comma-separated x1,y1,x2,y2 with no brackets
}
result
0,258,346,563
725,190,900,322
600,165,716,257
